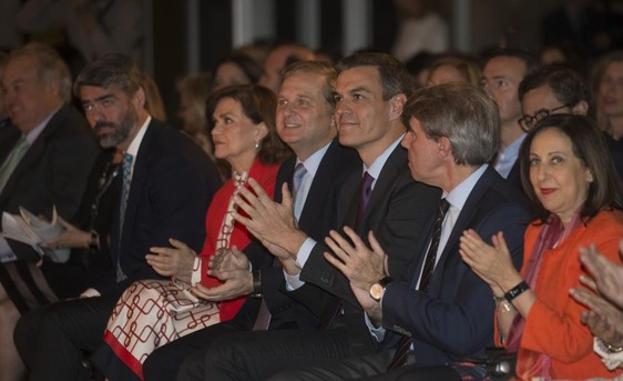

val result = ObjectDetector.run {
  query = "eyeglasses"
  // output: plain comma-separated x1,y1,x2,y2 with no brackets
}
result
518,104,570,132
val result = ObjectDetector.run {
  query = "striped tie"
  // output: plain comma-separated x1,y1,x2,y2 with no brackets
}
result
0,136,30,194
116,153,133,282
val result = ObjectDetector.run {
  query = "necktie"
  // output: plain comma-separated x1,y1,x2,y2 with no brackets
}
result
355,171,374,228
253,164,308,331
387,198,450,370
418,199,450,290
0,136,30,194
292,163,307,220
116,153,133,282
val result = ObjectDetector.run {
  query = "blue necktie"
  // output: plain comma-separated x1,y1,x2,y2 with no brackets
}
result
292,163,307,221
116,153,133,282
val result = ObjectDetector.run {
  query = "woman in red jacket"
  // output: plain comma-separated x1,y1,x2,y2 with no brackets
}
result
95,84,289,381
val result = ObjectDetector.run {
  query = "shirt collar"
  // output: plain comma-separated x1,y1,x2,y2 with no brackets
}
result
24,106,61,144
499,133,526,161
363,133,405,182
445,164,488,211
296,140,332,178
125,116,151,157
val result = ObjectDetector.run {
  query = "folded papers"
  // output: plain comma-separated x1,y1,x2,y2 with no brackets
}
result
1,206,70,263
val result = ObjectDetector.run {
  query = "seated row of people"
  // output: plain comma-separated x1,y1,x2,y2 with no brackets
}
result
1,43,623,381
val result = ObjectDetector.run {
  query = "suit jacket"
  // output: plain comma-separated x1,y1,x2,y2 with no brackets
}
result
0,105,100,261
93,119,222,295
382,166,531,366
233,140,362,329
295,145,441,326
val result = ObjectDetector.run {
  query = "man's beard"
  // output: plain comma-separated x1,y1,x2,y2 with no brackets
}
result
95,107,138,148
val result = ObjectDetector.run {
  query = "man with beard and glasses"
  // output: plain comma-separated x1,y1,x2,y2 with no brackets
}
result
13,53,221,381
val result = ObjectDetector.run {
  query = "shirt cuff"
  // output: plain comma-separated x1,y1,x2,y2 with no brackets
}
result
284,269,305,291
296,237,316,268
0,238,16,263
365,312,386,342
190,257,202,286
80,288,101,298
594,337,623,370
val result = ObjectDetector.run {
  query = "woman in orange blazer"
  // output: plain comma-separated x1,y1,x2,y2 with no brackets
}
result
460,114,623,380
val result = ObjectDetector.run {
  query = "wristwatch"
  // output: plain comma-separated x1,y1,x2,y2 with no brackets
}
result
504,280,529,303
369,276,393,301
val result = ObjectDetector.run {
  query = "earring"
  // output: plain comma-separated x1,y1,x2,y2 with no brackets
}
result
255,141,260,150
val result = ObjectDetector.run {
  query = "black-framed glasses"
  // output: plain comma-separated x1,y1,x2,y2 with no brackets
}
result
518,104,570,132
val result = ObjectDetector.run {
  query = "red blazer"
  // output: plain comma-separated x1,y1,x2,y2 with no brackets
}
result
198,159,279,321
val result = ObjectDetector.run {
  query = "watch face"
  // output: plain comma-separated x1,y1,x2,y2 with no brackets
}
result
369,283,384,301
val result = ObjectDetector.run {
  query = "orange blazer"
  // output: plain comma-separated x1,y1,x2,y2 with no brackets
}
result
497,210,623,380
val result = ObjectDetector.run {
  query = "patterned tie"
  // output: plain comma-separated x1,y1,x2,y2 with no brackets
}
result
387,198,450,370
116,153,133,282
0,136,30,194
292,163,307,220
355,171,374,228
418,198,450,290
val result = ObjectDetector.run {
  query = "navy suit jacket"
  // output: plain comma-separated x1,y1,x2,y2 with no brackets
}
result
94,119,221,295
296,145,441,326
381,166,531,366
233,139,361,329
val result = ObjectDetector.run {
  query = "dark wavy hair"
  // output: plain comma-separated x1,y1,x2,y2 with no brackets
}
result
519,114,623,223
206,84,291,165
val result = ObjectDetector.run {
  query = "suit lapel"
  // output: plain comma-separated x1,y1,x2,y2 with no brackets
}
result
119,121,154,251
0,108,64,205
434,167,496,274
273,157,295,204
358,146,406,230
298,140,339,230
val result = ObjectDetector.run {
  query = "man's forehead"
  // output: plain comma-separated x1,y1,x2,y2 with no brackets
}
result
3,57,37,81
79,84,123,99
280,72,324,95
336,66,381,90
485,56,526,76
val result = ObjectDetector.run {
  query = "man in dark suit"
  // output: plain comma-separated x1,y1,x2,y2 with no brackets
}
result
141,60,361,380
270,83,531,380
0,42,99,381
481,49,536,188
178,52,440,381
13,54,220,381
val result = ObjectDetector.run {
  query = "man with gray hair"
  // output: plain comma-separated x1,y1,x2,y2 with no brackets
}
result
13,53,220,381
275,83,531,380
0,41,99,381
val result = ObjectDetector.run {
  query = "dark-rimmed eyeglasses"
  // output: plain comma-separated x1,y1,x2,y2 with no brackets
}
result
518,104,570,132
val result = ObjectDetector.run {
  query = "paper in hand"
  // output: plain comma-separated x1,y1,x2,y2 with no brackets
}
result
1,206,70,262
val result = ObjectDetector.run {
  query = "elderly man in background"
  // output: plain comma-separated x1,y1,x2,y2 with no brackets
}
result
0,42,99,381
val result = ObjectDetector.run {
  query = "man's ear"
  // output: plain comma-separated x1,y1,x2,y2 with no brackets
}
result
438,136,453,159
133,87,146,110
389,93,407,122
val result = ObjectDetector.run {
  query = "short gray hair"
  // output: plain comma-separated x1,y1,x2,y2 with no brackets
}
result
9,42,72,102
74,53,143,97
402,83,500,165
